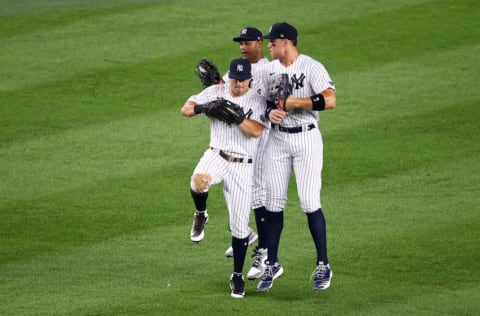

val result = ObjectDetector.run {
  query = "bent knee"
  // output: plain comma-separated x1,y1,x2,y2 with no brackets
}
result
191,173,212,193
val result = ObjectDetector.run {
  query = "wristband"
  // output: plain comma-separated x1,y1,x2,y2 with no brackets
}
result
265,100,276,119
194,104,206,115
311,93,325,111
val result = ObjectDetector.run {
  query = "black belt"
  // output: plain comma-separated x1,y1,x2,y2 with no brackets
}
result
271,123,316,133
218,149,253,164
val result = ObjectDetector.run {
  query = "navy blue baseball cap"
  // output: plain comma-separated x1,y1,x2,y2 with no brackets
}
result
263,22,298,41
233,27,263,42
228,58,252,81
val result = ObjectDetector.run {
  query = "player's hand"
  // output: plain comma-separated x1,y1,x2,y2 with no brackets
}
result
269,109,288,124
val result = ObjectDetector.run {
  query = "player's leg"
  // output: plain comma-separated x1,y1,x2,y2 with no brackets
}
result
264,132,291,265
226,129,270,258
251,128,270,249
293,129,327,258
224,163,254,298
245,129,269,278
189,149,225,242
308,209,332,290
293,129,332,289
257,132,290,291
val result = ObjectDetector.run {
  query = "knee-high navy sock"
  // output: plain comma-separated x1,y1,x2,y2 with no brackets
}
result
265,210,283,265
232,236,249,274
190,189,208,212
254,206,267,249
307,208,328,265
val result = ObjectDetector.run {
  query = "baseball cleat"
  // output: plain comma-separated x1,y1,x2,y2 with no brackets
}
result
247,247,267,280
256,262,283,292
190,210,208,242
311,262,333,290
225,230,258,257
230,273,245,298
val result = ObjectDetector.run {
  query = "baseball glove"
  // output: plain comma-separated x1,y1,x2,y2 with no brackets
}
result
196,59,224,88
269,73,292,111
204,98,245,125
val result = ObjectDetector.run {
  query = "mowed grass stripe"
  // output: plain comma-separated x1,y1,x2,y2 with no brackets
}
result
325,97,480,185
303,0,480,73
330,41,480,129
0,110,208,198
0,1,241,91
0,226,218,315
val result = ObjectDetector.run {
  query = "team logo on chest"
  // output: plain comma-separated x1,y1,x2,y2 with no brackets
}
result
291,73,306,89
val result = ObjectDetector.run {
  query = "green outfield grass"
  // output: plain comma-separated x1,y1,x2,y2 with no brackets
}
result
1,0,479,315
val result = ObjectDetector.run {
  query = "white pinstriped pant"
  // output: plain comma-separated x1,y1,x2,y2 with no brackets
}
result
251,128,270,209
192,148,254,239
264,124,323,213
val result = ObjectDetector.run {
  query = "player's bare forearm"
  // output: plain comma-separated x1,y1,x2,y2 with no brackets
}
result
285,88,336,111
181,101,197,117
238,119,265,138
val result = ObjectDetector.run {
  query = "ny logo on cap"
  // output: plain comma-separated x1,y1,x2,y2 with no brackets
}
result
241,28,248,35
236,64,244,72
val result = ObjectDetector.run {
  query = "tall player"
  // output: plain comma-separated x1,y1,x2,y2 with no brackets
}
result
181,59,266,298
255,22,337,292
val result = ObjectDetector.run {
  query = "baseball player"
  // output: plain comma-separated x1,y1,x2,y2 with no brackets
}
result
254,22,337,292
181,58,266,298
221,27,271,281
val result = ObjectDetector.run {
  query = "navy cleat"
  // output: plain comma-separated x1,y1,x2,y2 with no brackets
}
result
311,262,333,290
256,262,283,292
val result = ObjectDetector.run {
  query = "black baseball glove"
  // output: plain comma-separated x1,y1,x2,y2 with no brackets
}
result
195,59,224,88
196,98,245,125
269,73,292,111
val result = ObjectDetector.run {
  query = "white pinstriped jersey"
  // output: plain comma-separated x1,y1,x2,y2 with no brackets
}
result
250,57,270,95
251,57,270,72
188,83,266,157
259,54,335,126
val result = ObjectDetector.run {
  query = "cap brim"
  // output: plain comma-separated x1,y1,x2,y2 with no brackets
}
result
229,74,252,80
262,34,275,39
233,36,261,42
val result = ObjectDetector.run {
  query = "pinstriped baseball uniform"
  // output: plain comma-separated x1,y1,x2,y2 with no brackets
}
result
260,54,335,213
188,84,266,238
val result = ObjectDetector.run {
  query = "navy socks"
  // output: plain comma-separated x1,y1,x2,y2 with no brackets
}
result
254,206,267,249
307,208,329,265
190,189,208,212
232,236,249,273
265,210,283,264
